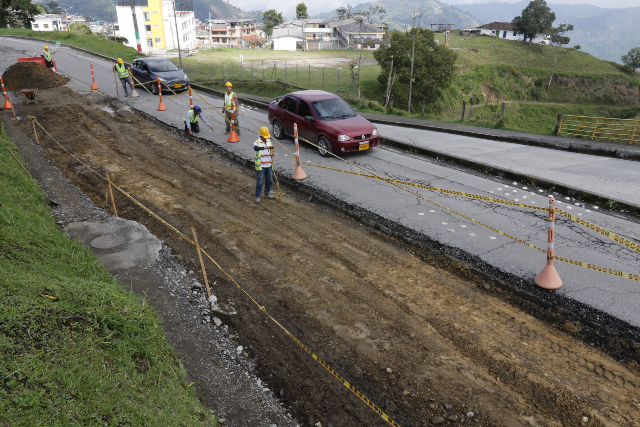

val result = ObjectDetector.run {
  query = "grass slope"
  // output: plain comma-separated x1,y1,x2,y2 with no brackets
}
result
0,124,216,426
0,29,144,63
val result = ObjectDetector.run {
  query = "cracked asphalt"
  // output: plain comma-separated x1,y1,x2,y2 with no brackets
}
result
2,36,639,330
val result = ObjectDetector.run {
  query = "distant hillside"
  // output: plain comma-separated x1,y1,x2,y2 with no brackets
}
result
317,0,478,31
34,0,259,24
453,1,614,24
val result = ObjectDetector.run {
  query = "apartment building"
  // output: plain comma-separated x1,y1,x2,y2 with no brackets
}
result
198,19,263,48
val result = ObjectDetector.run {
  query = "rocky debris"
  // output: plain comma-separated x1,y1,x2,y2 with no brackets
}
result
2,62,69,91
430,415,445,424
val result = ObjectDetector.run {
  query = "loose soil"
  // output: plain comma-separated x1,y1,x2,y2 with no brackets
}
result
10,86,640,427
2,61,69,91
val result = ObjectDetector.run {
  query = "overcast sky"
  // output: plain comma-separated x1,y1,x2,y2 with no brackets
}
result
242,0,638,20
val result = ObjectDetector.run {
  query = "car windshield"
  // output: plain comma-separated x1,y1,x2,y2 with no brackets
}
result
148,60,179,73
311,97,355,120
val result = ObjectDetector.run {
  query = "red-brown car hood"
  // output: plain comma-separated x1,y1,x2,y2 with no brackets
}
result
323,114,376,136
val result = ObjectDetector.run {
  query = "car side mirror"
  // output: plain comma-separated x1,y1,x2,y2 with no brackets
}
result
305,116,316,122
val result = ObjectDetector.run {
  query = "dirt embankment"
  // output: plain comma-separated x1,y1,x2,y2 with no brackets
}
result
11,86,640,427
2,62,69,91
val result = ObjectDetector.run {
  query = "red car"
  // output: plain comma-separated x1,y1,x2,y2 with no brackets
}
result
268,90,380,157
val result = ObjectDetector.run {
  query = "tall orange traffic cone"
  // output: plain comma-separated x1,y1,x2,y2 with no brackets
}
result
535,196,563,289
1,77,12,110
157,77,167,111
227,101,239,143
189,86,193,110
292,124,307,180
90,62,99,90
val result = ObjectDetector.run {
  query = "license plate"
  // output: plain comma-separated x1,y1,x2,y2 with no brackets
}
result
359,143,369,151
174,84,182,88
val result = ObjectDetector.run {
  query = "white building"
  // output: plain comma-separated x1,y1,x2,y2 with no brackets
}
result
476,22,550,44
32,14,63,31
272,25,304,51
115,0,196,54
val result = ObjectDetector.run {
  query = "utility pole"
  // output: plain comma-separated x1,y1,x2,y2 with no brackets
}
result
407,10,422,112
129,0,142,53
173,0,183,69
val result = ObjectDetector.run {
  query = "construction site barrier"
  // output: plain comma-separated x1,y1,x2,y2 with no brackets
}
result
157,77,166,111
89,62,98,90
31,117,402,427
1,76,13,110
292,124,307,180
535,196,562,289
557,114,639,145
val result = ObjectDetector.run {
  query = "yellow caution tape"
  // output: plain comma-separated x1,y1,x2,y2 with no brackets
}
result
555,255,640,282
557,209,640,255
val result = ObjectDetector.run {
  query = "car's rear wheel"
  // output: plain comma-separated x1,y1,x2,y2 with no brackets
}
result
150,82,159,95
318,136,333,157
272,120,284,139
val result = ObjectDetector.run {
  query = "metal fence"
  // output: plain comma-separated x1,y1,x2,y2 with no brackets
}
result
557,114,640,145
176,58,365,100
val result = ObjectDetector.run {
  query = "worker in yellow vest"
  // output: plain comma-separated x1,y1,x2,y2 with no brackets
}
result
253,126,275,203
42,46,54,69
224,82,240,136
113,58,134,97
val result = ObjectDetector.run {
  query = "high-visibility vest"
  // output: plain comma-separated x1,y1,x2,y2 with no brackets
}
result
115,63,129,79
225,92,236,111
43,51,52,62
188,110,199,123
254,138,273,171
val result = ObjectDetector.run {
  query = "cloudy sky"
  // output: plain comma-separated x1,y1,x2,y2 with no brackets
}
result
236,0,638,19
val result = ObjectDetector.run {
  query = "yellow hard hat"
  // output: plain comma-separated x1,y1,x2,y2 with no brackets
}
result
259,126,270,139
225,82,232,87
44,46,49,50
117,58,123,63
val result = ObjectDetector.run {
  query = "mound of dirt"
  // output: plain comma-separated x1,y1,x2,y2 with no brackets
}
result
2,62,69,91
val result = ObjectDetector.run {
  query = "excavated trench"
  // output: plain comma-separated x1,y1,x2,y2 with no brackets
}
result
7,85,640,427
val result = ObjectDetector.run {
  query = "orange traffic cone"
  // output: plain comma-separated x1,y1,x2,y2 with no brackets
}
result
157,77,167,111
90,62,99,90
1,77,12,110
227,106,239,143
535,196,563,289
292,124,307,180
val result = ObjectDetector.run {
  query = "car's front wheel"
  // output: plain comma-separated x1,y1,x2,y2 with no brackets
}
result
272,120,284,139
317,136,333,157
150,82,159,95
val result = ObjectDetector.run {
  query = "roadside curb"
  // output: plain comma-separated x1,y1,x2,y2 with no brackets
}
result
382,135,640,215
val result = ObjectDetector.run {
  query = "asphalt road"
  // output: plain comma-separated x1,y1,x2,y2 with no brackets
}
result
2,37,640,330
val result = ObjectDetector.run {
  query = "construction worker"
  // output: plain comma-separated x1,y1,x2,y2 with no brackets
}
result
224,82,240,136
113,58,134,97
253,126,275,203
184,106,214,136
42,46,54,69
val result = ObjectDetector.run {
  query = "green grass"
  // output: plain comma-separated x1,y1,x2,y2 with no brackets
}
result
0,124,215,426
0,29,144,62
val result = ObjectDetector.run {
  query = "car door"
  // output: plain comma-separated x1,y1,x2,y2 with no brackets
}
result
131,59,143,82
296,99,317,142
276,96,298,135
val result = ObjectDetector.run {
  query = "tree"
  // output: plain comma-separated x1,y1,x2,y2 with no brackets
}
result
68,22,93,35
46,1,61,13
511,0,555,43
621,47,640,75
262,9,284,37
0,0,41,29
374,28,457,110
336,4,386,98
547,23,574,86
296,3,308,19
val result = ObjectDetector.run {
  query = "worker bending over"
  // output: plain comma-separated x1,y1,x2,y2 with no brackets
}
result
224,82,240,136
42,46,54,69
113,58,134,97
185,106,214,136
254,127,276,203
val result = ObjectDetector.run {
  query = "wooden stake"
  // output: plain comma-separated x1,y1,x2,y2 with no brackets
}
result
31,119,39,145
6,147,30,176
191,227,211,298
106,171,118,217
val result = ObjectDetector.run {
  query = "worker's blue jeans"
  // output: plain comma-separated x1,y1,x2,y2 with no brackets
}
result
255,167,273,198
119,78,133,94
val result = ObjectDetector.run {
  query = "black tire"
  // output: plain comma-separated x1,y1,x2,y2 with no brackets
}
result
150,82,159,96
318,136,333,157
272,120,284,139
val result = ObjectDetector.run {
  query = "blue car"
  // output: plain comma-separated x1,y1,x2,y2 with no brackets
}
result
131,58,190,95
